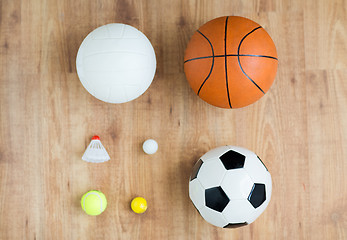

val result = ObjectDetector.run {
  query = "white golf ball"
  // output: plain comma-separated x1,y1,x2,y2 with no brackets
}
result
142,139,158,154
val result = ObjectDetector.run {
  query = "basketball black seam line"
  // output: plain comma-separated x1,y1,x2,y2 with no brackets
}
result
224,16,232,108
184,54,278,63
185,24,274,103
237,26,265,94
196,30,215,95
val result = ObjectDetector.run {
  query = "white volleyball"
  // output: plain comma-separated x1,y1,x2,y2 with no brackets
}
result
76,23,156,103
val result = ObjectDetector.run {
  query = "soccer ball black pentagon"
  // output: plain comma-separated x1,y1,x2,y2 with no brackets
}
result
189,146,272,228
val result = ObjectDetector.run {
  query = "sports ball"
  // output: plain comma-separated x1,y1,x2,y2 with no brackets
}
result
142,139,158,154
189,146,272,228
184,16,278,108
76,23,156,103
81,190,107,216
131,197,148,214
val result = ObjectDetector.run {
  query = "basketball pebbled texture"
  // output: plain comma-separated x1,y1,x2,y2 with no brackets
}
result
184,16,278,108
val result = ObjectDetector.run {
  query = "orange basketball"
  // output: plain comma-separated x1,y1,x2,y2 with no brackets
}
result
184,16,278,108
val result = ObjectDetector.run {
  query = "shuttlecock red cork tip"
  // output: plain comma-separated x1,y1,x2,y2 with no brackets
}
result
92,135,100,140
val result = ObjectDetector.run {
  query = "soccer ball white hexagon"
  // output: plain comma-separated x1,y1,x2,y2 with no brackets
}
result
189,146,272,228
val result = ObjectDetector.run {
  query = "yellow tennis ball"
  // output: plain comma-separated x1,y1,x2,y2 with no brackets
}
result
81,190,107,216
131,197,147,214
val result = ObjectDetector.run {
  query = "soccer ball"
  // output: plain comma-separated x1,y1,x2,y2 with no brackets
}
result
76,23,156,104
189,146,272,228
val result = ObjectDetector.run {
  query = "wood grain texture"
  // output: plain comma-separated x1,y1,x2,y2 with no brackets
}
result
0,0,346,239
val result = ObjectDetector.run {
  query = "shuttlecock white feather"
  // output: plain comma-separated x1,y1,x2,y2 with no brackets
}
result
82,135,110,163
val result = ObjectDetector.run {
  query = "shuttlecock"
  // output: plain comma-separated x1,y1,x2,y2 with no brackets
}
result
82,135,110,163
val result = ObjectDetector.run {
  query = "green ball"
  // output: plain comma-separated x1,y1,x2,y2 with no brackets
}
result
81,190,107,216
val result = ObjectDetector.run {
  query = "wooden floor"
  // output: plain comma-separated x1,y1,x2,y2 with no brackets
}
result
0,0,346,239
